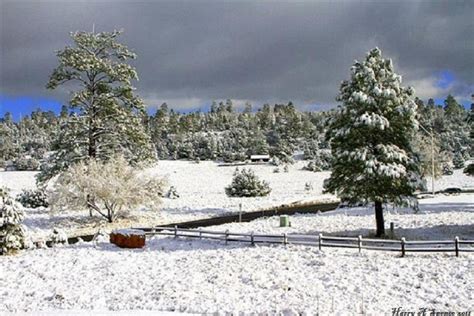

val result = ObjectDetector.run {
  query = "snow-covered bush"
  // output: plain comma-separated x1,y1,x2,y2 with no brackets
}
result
166,186,180,199
222,151,247,163
49,156,166,223
225,168,271,197
464,163,474,176
49,228,68,246
16,188,49,208
14,156,40,171
303,161,321,172
1,187,28,255
303,153,332,172
442,161,454,175
305,182,313,191
276,152,294,165
270,156,281,166
273,167,280,173
283,165,289,173
453,153,465,169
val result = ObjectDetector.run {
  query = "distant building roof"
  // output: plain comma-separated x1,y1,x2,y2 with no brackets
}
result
250,154,270,159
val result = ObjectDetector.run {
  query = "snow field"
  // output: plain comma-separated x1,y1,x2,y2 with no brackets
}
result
1,161,472,239
0,162,473,314
1,235,472,314
210,194,474,241
0,161,336,239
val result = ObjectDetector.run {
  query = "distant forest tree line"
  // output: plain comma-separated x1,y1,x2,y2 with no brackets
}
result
0,94,471,175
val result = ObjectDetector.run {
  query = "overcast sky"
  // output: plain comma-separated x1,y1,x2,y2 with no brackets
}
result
1,0,473,117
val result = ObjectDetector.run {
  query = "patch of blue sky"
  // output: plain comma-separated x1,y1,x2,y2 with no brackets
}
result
0,95,63,121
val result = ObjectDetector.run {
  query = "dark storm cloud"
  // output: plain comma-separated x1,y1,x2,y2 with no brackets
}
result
1,0,473,111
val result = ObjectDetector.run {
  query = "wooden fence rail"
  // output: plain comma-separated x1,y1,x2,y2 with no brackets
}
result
137,226,474,257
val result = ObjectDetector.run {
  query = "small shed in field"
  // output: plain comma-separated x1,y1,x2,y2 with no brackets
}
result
250,154,270,162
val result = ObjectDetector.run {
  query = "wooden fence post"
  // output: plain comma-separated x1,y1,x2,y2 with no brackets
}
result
283,233,288,245
319,233,323,251
199,228,202,240
251,232,255,246
455,236,459,257
239,203,242,223
401,237,406,257
225,230,229,245
358,235,362,253
174,225,178,239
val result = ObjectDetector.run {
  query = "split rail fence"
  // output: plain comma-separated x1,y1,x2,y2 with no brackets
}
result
140,226,474,257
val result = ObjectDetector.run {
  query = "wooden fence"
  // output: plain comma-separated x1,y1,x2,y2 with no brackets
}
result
141,226,474,257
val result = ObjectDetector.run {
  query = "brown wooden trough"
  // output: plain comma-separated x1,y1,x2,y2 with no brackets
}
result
110,229,146,248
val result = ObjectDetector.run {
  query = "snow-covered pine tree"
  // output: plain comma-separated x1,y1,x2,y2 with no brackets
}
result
1,188,28,255
324,48,420,237
452,152,465,169
39,30,155,182
225,168,271,197
0,113,20,166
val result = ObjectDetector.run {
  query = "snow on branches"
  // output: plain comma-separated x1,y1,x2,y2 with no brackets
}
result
1,188,28,255
49,156,165,223
325,48,421,236
225,168,271,197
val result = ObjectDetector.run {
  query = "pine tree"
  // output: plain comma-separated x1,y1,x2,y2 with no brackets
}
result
1,188,28,255
324,48,420,237
39,29,155,182
225,168,271,197
444,94,464,120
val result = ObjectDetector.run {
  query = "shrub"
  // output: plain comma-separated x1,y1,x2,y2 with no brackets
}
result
464,163,474,176
225,168,271,197
303,161,321,172
14,157,40,171
303,150,332,172
16,189,49,208
49,156,166,223
1,187,28,255
166,186,180,199
453,153,465,169
442,161,454,175
49,228,68,246
270,156,281,166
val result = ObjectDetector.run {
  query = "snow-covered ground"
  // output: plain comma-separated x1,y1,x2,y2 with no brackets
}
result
0,161,337,239
1,227,472,314
0,161,472,240
1,162,473,314
212,194,474,240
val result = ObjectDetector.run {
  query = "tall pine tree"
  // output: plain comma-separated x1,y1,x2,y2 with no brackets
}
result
325,48,420,236
39,30,155,182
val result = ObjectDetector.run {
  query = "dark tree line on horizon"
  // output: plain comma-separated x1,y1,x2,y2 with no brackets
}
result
0,94,471,174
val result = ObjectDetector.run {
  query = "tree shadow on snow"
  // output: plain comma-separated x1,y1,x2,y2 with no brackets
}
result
161,207,231,217
323,224,474,241
323,201,473,218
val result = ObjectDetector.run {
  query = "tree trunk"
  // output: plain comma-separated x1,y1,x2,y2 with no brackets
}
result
87,195,93,217
88,129,96,158
375,201,385,237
